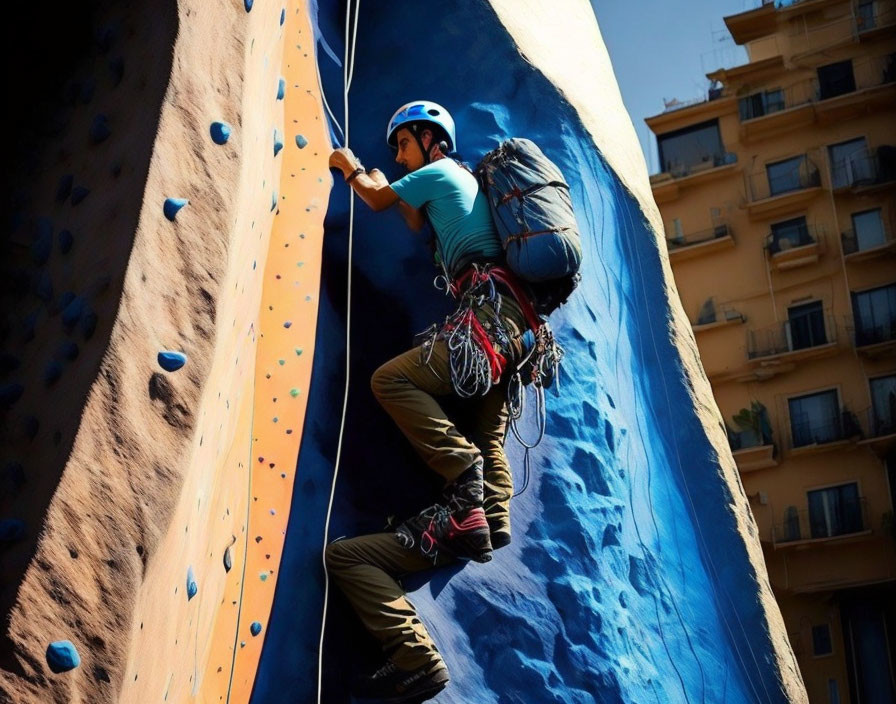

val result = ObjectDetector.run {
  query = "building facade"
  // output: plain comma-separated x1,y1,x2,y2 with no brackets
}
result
645,1,896,702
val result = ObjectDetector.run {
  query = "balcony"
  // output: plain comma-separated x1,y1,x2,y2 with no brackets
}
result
831,145,896,195
856,406,896,458
853,315,896,358
815,55,896,123
764,224,825,270
650,153,739,203
842,227,896,262
747,313,839,370
746,155,822,220
788,408,862,454
666,223,735,262
771,497,871,550
730,429,778,472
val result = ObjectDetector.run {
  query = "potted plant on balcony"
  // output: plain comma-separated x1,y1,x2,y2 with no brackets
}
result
730,401,774,449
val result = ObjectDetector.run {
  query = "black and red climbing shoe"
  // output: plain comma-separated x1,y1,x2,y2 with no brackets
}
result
354,658,450,703
395,504,493,563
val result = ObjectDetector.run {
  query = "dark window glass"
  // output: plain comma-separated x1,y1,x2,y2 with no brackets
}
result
852,283,896,346
869,375,896,437
857,0,875,31
769,216,811,252
851,209,886,251
812,624,833,656
829,138,870,188
657,120,723,174
817,61,856,100
788,301,826,350
767,156,808,196
789,390,840,447
807,483,862,538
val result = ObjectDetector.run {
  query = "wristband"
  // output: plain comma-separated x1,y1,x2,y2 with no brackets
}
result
345,166,365,183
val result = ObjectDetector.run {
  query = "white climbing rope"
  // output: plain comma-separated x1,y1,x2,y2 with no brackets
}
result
317,1,360,702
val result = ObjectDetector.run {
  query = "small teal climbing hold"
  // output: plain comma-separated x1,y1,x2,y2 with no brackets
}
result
276,77,285,100
163,198,188,221
283,321,291,329
273,128,284,157
58,229,74,254
278,359,285,366
71,186,90,205
44,360,63,386
186,566,198,600
295,134,308,149
0,519,25,542
240,641,246,648
259,572,268,582
46,641,81,674
244,0,253,11
158,351,187,372
295,348,303,355
289,389,299,398
56,174,74,202
89,114,111,143
210,121,232,145
250,621,262,637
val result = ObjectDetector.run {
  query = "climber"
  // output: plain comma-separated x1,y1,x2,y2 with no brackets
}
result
326,99,533,702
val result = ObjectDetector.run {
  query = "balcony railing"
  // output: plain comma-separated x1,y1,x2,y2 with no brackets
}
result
667,223,731,251
841,227,895,256
789,408,862,449
667,152,738,179
764,223,822,254
854,315,896,347
857,406,896,439
749,155,821,202
773,497,869,545
831,145,896,191
748,312,837,359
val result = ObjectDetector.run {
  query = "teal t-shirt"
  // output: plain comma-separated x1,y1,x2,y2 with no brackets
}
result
390,159,502,276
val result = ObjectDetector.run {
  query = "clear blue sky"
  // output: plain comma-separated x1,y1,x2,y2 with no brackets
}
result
591,0,755,173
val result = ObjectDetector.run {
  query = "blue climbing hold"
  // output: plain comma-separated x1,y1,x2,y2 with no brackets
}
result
210,121,232,145
56,174,74,202
186,566,198,600
273,128,284,157
58,229,74,254
158,351,187,372
163,198,189,221
223,546,233,572
0,383,25,407
0,519,25,542
60,341,80,361
250,621,262,637
89,114,110,143
44,360,63,386
62,297,85,328
46,640,80,674
280,7,286,25
277,77,285,100
71,186,90,206
295,134,308,149
271,191,278,212
81,309,98,341
244,0,253,11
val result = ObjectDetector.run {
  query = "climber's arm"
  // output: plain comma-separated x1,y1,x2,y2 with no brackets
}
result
329,148,401,214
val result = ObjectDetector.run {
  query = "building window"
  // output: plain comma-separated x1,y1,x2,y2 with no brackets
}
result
807,483,863,539
789,389,841,447
857,0,875,31
817,60,856,100
852,283,896,346
788,301,826,351
812,624,833,656
869,374,896,437
739,89,785,120
769,216,812,252
657,119,724,175
829,137,871,188
828,678,840,704
851,208,886,251
766,156,811,196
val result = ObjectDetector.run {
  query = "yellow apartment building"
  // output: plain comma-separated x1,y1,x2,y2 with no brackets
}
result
645,1,896,701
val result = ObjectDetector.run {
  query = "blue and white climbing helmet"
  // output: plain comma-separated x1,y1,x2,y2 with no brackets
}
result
386,100,456,153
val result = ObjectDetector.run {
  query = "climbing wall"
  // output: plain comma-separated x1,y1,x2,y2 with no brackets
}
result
1,0,329,702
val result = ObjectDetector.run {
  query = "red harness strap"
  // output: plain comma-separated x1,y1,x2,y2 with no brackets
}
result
451,265,541,333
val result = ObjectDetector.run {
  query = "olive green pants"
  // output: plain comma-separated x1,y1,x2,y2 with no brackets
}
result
327,293,526,670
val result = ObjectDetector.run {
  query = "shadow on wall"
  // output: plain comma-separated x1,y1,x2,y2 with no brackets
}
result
0,0,178,672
